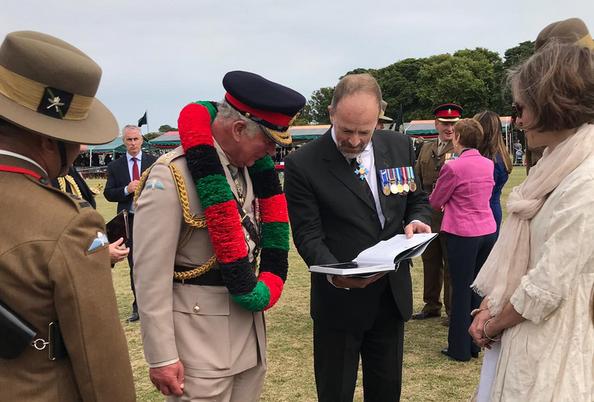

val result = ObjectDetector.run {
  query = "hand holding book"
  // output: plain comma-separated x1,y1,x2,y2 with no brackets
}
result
309,233,438,277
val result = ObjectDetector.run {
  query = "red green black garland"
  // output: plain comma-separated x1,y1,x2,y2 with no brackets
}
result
178,101,289,311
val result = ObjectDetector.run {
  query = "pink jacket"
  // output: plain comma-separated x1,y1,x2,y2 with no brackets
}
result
429,149,496,237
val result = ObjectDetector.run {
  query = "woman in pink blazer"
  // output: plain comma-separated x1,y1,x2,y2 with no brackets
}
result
429,118,497,361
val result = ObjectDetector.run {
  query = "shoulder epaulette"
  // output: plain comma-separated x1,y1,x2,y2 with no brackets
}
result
134,151,206,229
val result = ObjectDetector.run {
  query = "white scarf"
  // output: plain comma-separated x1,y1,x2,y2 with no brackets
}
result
472,123,594,315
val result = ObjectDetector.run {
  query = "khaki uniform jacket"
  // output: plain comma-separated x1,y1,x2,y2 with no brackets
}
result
415,139,454,232
133,145,266,379
0,153,135,402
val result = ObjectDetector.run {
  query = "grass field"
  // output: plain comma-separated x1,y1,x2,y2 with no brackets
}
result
90,167,526,402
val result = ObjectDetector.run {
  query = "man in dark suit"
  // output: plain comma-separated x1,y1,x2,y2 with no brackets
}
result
284,73,432,402
104,125,157,322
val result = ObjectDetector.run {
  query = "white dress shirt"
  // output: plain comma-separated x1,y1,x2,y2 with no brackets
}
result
331,128,385,227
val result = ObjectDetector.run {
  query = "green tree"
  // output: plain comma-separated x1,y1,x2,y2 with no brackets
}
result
375,58,428,122
503,41,535,70
144,132,162,141
293,103,312,126
304,42,534,124
302,87,334,124
501,41,535,115
415,52,495,118
158,124,176,132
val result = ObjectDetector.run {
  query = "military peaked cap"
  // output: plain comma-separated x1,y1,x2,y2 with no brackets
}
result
223,70,306,147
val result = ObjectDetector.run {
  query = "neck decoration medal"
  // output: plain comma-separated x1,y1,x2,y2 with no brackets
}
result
388,168,398,194
395,168,404,194
401,167,410,193
354,157,368,181
381,170,391,196
408,166,417,192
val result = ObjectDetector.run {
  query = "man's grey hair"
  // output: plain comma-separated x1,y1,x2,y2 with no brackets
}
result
217,100,261,138
121,124,141,137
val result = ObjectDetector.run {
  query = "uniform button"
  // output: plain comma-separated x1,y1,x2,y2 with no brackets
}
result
246,234,251,241
193,305,200,313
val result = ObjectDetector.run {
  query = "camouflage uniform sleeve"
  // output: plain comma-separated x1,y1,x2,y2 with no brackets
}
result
133,161,183,366
49,206,136,402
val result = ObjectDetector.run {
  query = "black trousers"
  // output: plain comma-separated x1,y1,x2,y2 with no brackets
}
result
313,286,404,402
445,232,496,361
126,213,137,313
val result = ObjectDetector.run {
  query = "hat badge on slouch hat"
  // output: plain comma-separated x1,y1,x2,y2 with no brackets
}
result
433,103,463,122
0,31,118,145
222,71,306,147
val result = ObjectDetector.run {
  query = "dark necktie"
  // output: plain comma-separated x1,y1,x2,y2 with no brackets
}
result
132,157,140,181
350,158,376,210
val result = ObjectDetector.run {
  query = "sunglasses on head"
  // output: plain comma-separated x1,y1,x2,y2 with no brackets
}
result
511,102,523,119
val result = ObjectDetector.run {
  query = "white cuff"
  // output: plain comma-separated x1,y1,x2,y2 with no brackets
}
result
327,274,349,290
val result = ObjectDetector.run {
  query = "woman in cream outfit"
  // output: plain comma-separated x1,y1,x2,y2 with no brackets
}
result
469,41,594,401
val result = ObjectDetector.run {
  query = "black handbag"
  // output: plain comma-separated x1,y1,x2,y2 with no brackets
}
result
0,299,37,359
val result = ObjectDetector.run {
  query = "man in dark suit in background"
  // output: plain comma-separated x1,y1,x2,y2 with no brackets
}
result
284,73,432,402
104,125,157,322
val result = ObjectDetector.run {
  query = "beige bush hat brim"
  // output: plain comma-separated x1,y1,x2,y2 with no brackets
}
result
378,113,394,123
0,93,117,145
0,31,118,145
379,99,394,122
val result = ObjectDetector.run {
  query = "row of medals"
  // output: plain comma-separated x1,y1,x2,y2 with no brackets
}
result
380,167,417,196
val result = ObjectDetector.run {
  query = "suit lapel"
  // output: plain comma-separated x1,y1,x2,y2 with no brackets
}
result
121,155,132,183
321,132,376,211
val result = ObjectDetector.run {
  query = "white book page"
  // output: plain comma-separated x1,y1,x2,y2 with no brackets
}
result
308,263,395,276
354,233,438,265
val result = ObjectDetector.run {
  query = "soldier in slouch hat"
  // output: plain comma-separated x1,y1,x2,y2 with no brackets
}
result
0,31,135,401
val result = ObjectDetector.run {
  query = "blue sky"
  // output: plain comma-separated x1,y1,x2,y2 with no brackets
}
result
2,0,592,131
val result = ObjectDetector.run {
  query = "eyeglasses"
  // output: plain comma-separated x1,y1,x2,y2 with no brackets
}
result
511,102,523,119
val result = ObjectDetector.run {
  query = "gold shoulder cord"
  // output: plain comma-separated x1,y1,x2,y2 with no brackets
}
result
57,175,82,199
169,163,207,229
169,162,216,280
134,155,214,281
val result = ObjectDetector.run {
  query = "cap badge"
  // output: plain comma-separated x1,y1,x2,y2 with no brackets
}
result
47,96,64,113
37,87,73,119
447,108,452,115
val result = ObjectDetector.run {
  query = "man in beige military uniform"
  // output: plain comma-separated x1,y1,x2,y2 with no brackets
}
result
0,32,135,401
413,103,463,324
134,72,305,401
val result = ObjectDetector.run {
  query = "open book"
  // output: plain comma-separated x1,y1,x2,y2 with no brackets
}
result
309,233,438,276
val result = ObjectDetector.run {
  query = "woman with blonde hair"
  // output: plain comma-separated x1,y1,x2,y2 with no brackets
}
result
474,111,512,235
470,41,594,401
